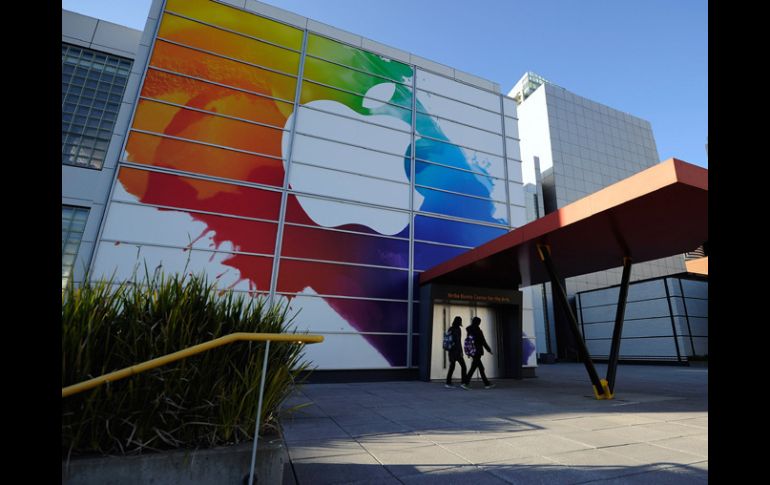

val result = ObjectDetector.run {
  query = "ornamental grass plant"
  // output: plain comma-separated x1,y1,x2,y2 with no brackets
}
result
62,268,312,458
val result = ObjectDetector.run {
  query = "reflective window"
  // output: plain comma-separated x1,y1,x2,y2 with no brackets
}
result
62,44,132,169
62,205,89,288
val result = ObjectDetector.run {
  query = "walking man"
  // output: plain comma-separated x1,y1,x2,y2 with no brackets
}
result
464,316,495,389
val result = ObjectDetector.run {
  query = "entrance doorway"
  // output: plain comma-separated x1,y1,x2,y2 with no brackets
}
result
430,302,501,380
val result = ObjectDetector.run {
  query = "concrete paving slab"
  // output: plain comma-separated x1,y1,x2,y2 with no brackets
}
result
373,445,473,477
291,452,393,485
600,442,704,466
441,439,540,464
649,436,709,458
501,433,596,456
399,465,511,484
544,447,654,481
286,438,368,461
481,456,610,484
281,363,707,484
582,462,708,484
281,417,350,444
636,421,708,438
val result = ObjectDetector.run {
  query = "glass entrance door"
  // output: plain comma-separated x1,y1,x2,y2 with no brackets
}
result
430,302,500,380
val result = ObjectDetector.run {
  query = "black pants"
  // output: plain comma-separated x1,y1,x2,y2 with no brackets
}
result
465,355,490,386
446,354,467,385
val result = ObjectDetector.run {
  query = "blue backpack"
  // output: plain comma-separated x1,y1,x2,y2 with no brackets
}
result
442,330,454,351
464,335,477,357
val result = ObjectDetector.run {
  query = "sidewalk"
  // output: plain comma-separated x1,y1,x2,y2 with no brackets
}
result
279,363,707,484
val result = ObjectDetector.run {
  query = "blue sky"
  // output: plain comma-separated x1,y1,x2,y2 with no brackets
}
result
62,0,707,168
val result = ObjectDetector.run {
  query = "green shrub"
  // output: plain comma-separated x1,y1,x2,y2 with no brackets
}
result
62,269,313,458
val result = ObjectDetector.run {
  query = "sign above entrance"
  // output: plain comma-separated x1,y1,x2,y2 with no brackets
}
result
431,284,520,306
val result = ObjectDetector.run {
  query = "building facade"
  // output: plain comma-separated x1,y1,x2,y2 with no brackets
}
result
62,11,140,289
576,274,708,362
511,72,688,359
68,0,535,373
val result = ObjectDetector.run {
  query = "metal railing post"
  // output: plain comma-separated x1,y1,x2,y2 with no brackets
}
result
248,340,271,485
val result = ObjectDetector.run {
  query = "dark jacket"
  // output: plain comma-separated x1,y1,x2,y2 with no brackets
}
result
448,325,463,359
466,324,492,357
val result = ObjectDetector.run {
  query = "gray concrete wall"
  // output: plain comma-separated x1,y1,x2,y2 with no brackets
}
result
62,439,287,485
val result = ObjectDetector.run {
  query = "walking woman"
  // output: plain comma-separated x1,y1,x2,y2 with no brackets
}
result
445,316,469,389
464,316,495,389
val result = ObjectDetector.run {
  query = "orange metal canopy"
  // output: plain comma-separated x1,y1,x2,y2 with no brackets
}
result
420,158,708,289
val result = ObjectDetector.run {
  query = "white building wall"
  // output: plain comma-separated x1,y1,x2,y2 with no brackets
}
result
62,11,142,285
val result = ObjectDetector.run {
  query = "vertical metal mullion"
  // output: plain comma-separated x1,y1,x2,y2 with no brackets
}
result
87,0,169,280
406,69,417,369
499,96,512,228
268,31,308,304
663,278,683,363
577,292,585,344
678,278,696,357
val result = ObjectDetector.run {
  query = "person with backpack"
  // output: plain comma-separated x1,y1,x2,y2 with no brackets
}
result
463,316,495,389
444,316,468,389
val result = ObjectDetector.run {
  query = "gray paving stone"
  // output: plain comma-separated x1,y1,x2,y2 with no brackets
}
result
399,465,511,484
291,452,393,485
601,442,704,465
372,444,473,477
501,433,595,456
282,363,707,485
287,439,368,461
441,438,538,464
649,436,708,459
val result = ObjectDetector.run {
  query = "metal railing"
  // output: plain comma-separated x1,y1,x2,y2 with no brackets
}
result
62,332,324,485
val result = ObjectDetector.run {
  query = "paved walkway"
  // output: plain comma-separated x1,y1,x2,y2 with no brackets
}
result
279,363,707,484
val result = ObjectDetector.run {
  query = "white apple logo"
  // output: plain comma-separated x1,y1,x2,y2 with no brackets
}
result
282,82,422,235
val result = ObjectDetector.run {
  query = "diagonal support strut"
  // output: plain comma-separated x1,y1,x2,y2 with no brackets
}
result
537,244,612,399
606,256,632,396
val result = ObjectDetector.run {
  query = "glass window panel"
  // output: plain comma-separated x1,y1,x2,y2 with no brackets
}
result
413,241,470,271
157,13,300,74
103,202,279,255
131,99,286,157
416,68,499,112
124,131,285,187
303,56,412,110
414,135,506,179
141,69,294,129
289,162,410,210
92,242,272,292
299,81,412,130
62,43,131,170
307,33,412,83
418,113,503,156
164,0,303,50
277,259,409,300
115,166,283,221
148,40,297,103
288,294,409,334
415,187,508,224
292,133,409,183
415,161,506,202
284,195,410,239
61,205,90,288
416,90,501,133
282,225,409,268
294,106,411,157
413,214,506,247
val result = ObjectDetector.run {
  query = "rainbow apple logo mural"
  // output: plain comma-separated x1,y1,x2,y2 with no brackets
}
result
93,1,536,369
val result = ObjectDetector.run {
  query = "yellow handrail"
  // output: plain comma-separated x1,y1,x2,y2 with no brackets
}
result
62,332,324,398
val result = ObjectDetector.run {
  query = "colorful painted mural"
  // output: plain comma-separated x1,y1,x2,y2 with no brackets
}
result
94,0,533,369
